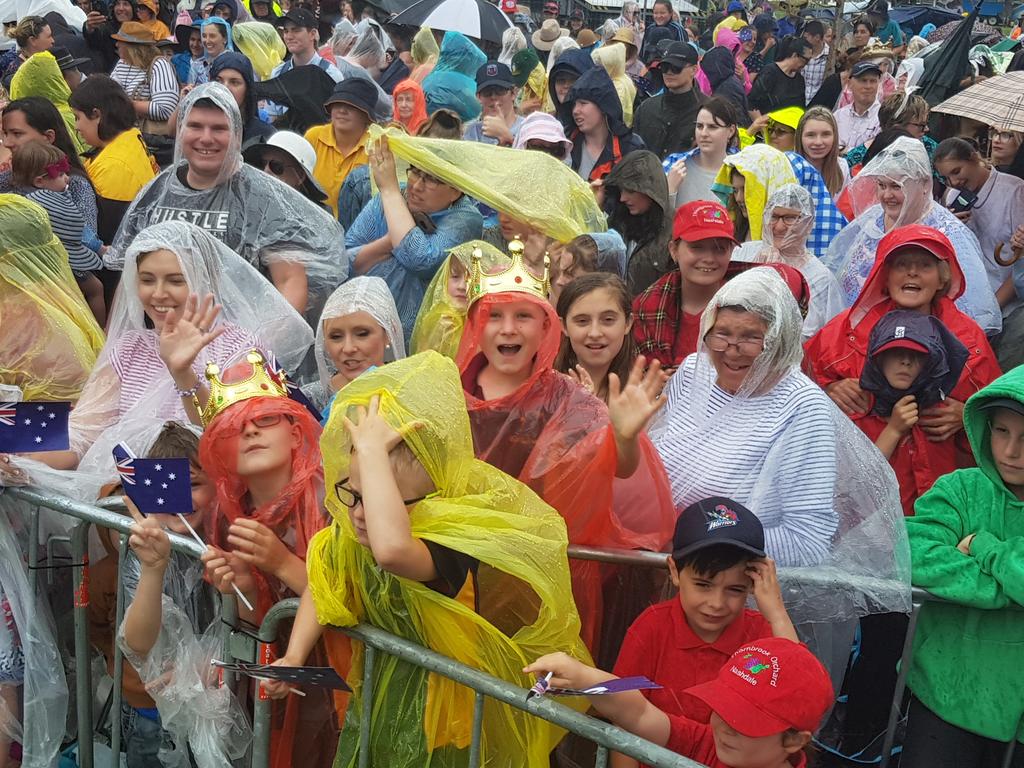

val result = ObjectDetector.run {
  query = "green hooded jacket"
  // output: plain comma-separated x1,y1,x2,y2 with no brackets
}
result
905,364,1024,742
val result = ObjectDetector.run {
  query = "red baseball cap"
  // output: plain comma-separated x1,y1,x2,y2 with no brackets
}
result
877,224,954,265
673,200,738,244
685,638,833,738
873,338,929,356
501,0,518,13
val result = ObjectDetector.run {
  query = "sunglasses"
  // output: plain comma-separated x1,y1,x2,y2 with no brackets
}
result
264,158,298,177
660,62,689,75
407,166,445,190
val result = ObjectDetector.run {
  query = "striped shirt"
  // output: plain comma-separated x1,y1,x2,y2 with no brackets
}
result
111,57,180,122
653,354,839,567
25,189,102,272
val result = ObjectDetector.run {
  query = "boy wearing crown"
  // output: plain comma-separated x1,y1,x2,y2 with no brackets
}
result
262,351,589,767
454,238,676,653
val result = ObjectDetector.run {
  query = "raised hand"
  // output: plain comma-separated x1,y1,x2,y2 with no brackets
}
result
608,355,667,441
369,135,400,194
201,545,256,596
888,394,920,435
343,395,416,456
125,496,171,571
0,455,30,487
158,292,226,379
567,365,595,395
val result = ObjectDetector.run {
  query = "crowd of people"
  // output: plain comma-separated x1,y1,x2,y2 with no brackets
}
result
0,0,1023,765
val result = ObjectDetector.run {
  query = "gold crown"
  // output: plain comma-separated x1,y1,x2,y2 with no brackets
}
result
200,349,289,426
466,237,550,307
859,41,895,60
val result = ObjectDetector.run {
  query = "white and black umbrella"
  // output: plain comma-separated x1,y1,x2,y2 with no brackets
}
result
390,0,514,44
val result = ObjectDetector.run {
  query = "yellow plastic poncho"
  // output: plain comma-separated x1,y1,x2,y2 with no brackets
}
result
410,241,511,359
307,350,590,768
0,195,104,401
591,43,635,127
371,125,606,243
410,25,440,81
713,14,748,43
714,144,798,241
520,61,547,110
10,52,87,154
232,21,286,81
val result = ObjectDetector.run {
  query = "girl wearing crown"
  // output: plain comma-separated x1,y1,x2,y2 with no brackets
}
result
455,239,677,652
196,350,340,768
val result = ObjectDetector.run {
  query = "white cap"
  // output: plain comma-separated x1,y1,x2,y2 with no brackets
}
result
264,131,318,177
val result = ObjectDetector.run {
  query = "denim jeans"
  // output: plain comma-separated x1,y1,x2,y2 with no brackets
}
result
120,703,176,768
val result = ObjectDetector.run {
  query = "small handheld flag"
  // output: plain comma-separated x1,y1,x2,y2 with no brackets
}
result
0,402,70,452
211,660,351,691
113,443,193,516
528,675,661,700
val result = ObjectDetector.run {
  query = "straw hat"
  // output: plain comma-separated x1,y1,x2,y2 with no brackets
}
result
532,18,569,51
575,28,598,47
610,26,637,48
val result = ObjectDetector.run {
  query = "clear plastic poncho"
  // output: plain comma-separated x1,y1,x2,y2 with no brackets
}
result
9,50,86,154
591,43,635,127
823,136,1001,334
304,276,406,413
370,125,606,243
104,83,348,326
13,0,85,29
111,427,250,768
714,144,799,241
650,268,911,625
231,20,285,81
732,184,845,340
498,26,527,67
346,23,387,74
410,240,511,359
70,220,312,479
327,19,358,58
306,350,590,767
0,194,104,402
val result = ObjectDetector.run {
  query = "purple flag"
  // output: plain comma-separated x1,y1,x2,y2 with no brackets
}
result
0,402,70,452
113,443,193,515
548,676,662,696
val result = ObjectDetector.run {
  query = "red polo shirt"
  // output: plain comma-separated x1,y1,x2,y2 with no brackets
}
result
613,599,774,722
666,715,808,768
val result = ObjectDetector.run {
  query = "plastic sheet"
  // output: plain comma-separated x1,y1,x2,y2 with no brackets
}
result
650,268,911,623
498,26,527,66
306,350,590,766
714,144,798,241
591,43,635,127
13,0,85,30
304,277,406,412
731,183,845,339
0,194,104,402
409,25,439,81
0,497,68,768
117,585,251,768
327,19,358,59
370,124,606,243
347,20,388,74
231,21,285,81
822,136,1001,334
410,240,510,360
422,31,486,122
9,51,85,154
105,83,349,325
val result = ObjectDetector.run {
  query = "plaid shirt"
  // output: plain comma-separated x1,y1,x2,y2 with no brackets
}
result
786,152,848,258
632,270,704,368
803,44,829,103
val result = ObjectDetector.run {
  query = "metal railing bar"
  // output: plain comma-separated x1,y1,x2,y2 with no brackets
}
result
358,643,375,768
468,691,484,768
110,533,128,762
71,521,93,768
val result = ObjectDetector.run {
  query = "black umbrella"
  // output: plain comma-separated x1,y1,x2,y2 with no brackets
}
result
918,4,981,107
389,0,513,44
253,65,336,134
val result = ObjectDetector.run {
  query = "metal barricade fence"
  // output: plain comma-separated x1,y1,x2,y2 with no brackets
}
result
4,486,1021,768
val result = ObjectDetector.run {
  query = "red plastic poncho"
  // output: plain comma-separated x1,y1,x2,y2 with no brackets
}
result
804,225,1001,472
392,78,428,135
455,291,675,651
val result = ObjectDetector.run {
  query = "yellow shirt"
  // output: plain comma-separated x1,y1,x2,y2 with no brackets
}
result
304,124,369,218
83,127,158,202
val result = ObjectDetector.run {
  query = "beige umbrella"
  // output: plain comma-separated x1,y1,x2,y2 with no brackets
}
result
932,70,1024,133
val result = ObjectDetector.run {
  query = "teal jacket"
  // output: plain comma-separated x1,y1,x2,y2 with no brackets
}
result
906,364,1024,742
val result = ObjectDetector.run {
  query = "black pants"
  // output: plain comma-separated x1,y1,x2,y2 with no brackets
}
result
902,695,1023,768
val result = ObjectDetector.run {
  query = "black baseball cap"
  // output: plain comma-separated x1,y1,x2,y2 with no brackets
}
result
979,398,1024,418
51,46,91,71
275,7,317,28
661,41,699,68
671,496,766,561
476,61,514,91
851,60,883,78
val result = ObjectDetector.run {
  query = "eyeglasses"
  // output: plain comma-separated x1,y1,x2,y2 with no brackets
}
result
242,413,283,433
407,166,445,190
767,123,795,137
334,478,428,509
704,332,765,356
264,158,298,177
769,212,800,225
904,121,929,132
993,131,1021,143
478,86,512,99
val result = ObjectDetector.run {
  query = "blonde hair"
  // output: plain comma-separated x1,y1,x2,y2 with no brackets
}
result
11,139,65,187
796,107,845,196
119,40,162,70
11,16,47,49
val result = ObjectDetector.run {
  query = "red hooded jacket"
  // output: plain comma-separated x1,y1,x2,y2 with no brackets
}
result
804,225,1002,512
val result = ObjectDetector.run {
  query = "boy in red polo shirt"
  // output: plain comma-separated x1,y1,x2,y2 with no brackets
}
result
527,636,834,768
613,497,798,730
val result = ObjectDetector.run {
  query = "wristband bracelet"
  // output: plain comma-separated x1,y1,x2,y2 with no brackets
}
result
175,382,199,399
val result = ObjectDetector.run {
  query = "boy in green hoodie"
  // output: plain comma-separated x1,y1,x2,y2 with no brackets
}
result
902,365,1024,767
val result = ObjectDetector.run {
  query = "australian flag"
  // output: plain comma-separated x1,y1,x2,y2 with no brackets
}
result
112,442,193,515
0,401,70,452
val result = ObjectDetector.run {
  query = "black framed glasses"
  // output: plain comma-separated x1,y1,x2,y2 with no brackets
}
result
334,478,428,509
769,212,800,225
407,166,445,190
704,332,765,356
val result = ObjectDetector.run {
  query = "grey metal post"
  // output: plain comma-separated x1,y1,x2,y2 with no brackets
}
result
468,692,485,768
357,644,376,768
251,598,300,768
110,534,128,762
70,521,93,768
879,601,921,768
